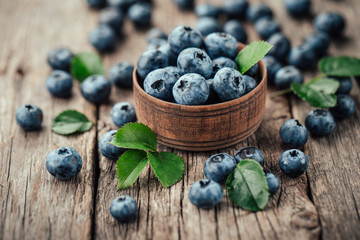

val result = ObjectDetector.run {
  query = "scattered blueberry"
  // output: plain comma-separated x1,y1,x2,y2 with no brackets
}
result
108,0,135,12
87,0,107,8
262,56,282,84
279,149,308,178
98,8,124,34
333,76,352,94
284,0,311,17
195,4,221,18
16,104,43,131
146,28,167,43
330,94,355,119
172,73,210,105
314,12,346,37
213,67,246,102
234,146,264,166
274,66,303,90
223,19,248,43
288,44,317,70
80,75,112,104
196,17,222,36
46,147,82,181
99,130,125,161
143,69,177,101
254,17,281,40
246,3,273,23
204,32,238,59
128,2,152,28
168,25,203,54
243,75,257,93
46,70,73,98
110,196,138,222
211,57,237,78
47,48,73,72
164,66,183,80
109,62,134,89
177,48,213,79
305,109,336,136
280,119,308,148
174,0,194,9
203,153,237,183
265,172,280,195
111,102,136,128
303,32,330,58
267,33,291,62
89,25,116,53
137,49,169,79
222,0,249,19
188,179,223,209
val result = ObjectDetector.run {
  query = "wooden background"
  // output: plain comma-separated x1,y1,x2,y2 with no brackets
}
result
0,0,359,239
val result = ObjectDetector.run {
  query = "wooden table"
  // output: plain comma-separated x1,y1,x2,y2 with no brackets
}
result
1,0,359,239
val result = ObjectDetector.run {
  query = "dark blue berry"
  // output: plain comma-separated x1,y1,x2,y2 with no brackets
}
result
147,28,167,43
222,0,249,19
204,153,237,183
211,57,237,78
143,69,177,101
234,146,264,166
246,3,273,23
266,172,280,195
314,12,346,37
137,49,169,79
280,119,308,148
46,70,73,98
204,32,238,59
305,109,335,136
279,149,308,178
243,75,257,93
87,0,107,8
195,4,221,18
89,25,116,53
99,130,125,161
274,66,303,90
330,94,355,119
177,47,213,79
333,76,352,94
174,0,194,9
196,17,222,36
80,75,112,104
109,62,134,89
223,20,248,43
111,102,136,128
158,44,178,66
284,0,311,17
188,179,223,209
16,104,43,131
254,17,281,40
288,44,317,70
262,56,282,84
164,66,183,80
110,196,138,222
47,48,73,72
267,33,291,62
246,63,259,78
168,25,203,55
303,32,330,58
128,2,152,28
108,0,135,12
213,67,246,102
98,8,124,34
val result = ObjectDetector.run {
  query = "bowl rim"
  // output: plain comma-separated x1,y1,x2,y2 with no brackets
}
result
133,42,267,112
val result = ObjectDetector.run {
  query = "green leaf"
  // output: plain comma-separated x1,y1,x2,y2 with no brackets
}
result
236,41,273,74
319,56,360,77
116,150,148,190
291,78,340,108
71,52,104,82
226,160,269,212
52,110,93,135
148,151,185,188
111,123,157,152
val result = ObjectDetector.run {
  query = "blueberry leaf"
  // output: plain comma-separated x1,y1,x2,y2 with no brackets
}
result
52,110,93,135
226,159,269,212
291,77,340,108
319,56,360,77
71,52,104,82
148,151,185,188
116,150,148,190
111,123,157,152
236,41,273,74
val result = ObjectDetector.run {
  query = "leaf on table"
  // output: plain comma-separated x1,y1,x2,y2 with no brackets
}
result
236,41,273,74
111,123,157,152
71,52,104,82
291,77,340,108
148,151,185,188
226,159,269,212
116,150,148,190
319,56,360,77
52,110,93,135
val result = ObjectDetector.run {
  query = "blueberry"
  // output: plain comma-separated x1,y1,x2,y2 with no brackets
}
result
243,75,257,93
254,17,281,40
128,2,152,28
203,153,237,183
108,0,136,12
87,0,107,8
284,0,311,17
99,130,125,161
47,48,73,72
234,146,264,166
146,38,168,51
158,44,178,66
330,94,355,119
213,67,246,102
280,119,308,148
46,70,73,98
177,48,213,79
267,33,291,62
223,20,248,43
274,66,303,90
174,0,194,9
195,4,221,18
98,8,124,34
211,57,237,78
303,32,330,58
46,147,82,181
188,179,223,209
164,66,183,80
205,78,220,104
265,172,280,195
109,62,134,89
147,28,167,43
196,17,222,36
288,44,317,70
80,75,112,104
314,12,346,37
136,49,169,79
143,69,177,101
262,56,282,84
168,25,203,55
172,73,210,105
246,63,259,78
246,3,273,23
305,109,335,136
279,149,308,178
333,76,352,94
16,104,43,131
110,196,138,222
204,32,238,59
222,0,249,19
111,102,136,128
89,25,116,53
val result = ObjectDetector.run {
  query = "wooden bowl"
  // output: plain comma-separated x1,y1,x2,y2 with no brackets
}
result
133,43,267,151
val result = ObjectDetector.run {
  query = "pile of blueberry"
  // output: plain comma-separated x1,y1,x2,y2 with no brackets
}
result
87,0,153,53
